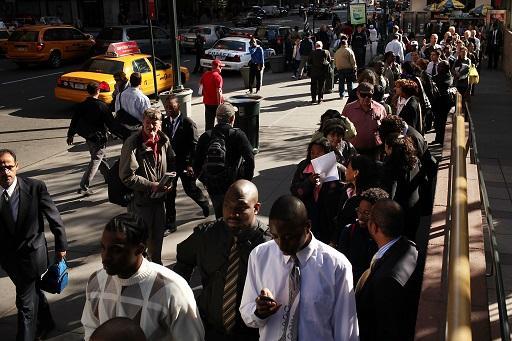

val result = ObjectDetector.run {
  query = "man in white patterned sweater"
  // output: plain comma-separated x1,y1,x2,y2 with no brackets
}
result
81,213,205,340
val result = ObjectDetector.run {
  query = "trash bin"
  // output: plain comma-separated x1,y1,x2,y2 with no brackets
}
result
240,66,251,89
269,55,286,73
324,61,335,94
228,94,263,154
159,88,193,118
240,66,264,91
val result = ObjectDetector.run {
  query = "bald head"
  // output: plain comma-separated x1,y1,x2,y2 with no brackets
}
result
269,195,311,255
223,180,260,232
90,317,146,341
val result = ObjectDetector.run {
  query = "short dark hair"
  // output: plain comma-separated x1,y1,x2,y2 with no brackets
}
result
323,121,346,138
113,71,128,82
379,115,406,141
87,82,100,95
269,195,308,225
130,72,142,87
360,187,389,205
104,213,148,246
370,199,404,238
348,155,380,194
0,148,17,162
307,137,332,160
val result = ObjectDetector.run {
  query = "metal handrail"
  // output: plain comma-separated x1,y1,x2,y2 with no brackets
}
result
465,101,511,341
446,93,472,341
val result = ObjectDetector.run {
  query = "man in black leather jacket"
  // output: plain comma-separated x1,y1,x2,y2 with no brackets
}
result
174,180,270,341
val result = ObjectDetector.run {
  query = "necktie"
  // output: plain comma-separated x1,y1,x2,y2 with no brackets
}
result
222,236,239,333
356,255,377,293
279,255,301,341
432,63,437,76
0,191,15,230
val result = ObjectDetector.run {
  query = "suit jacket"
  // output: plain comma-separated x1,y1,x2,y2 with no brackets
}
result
162,115,198,170
399,96,422,133
308,48,332,78
0,177,67,282
356,237,419,341
486,29,503,51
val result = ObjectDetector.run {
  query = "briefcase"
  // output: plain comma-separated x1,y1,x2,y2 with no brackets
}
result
40,259,69,294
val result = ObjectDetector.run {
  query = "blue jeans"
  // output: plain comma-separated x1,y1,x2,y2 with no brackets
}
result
338,69,355,96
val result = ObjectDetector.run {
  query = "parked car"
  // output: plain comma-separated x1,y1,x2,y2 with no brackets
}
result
200,36,275,72
262,5,280,17
94,25,172,57
249,6,266,17
180,25,231,51
39,16,63,25
228,27,256,39
253,25,291,55
233,13,263,27
0,29,10,54
278,7,289,17
7,25,95,68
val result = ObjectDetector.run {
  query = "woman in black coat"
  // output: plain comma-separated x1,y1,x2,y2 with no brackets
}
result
433,60,454,144
290,138,345,243
382,134,422,241
394,78,422,133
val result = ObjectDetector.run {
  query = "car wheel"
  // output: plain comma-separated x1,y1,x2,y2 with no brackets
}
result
48,51,62,68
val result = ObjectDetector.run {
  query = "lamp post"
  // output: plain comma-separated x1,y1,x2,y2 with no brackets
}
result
161,0,193,117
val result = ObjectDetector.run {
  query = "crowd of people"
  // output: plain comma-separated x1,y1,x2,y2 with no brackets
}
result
1,15,504,341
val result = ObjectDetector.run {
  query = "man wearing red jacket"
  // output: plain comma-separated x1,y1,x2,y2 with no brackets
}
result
200,59,224,131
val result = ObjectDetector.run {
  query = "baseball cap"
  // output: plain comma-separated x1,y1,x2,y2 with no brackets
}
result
357,82,374,94
216,102,238,119
410,40,419,46
212,59,225,68
369,25,374,29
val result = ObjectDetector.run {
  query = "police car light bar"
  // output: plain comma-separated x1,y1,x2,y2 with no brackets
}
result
105,41,140,57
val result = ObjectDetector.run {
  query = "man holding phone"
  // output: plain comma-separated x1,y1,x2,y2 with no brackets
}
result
240,195,359,340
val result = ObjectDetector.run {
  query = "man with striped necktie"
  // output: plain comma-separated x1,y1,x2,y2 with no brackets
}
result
174,180,270,341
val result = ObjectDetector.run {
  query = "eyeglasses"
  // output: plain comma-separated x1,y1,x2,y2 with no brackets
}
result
355,207,370,217
359,93,373,98
0,165,16,172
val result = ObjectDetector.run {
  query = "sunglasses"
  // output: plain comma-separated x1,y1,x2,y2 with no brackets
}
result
359,93,373,98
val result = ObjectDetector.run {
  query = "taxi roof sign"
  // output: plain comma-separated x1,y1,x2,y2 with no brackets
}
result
105,41,140,57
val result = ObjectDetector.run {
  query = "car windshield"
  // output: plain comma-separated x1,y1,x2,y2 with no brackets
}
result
81,59,124,75
189,27,211,35
8,31,38,42
97,27,123,40
212,40,246,51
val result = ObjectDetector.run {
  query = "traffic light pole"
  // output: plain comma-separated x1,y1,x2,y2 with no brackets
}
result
147,0,159,98
168,0,183,91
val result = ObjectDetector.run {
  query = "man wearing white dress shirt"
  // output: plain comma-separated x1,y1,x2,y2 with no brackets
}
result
240,195,359,341
384,34,404,63
116,72,151,123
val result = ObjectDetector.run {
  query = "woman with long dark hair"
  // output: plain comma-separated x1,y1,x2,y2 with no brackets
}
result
382,134,421,240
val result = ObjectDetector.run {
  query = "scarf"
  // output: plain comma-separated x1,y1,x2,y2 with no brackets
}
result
142,131,160,161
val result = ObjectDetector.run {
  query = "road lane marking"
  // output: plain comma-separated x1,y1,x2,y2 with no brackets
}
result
28,96,45,101
183,59,190,62
1,71,63,85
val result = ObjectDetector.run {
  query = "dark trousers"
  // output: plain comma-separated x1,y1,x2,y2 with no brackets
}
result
248,63,262,92
204,104,218,131
487,48,500,69
165,172,209,224
129,201,165,265
434,95,452,143
207,191,225,219
311,74,326,101
193,51,203,73
80,139,109,190
12,277,51,341
338,69,354,96
354,47,366,69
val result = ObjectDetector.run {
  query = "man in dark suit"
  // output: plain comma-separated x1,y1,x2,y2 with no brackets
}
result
355,199,419,341
0,149,68,341
486,22,503,69
308,40,332,104
162,94,209,233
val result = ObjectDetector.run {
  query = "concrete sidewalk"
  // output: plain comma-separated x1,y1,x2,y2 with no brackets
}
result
0,71,353,339
469,68,512,340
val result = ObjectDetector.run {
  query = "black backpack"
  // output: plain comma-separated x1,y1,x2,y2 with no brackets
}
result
200,128,242,192
107,159,133,207
299,38,313,56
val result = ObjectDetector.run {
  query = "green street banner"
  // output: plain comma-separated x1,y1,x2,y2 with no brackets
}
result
350,4,367,25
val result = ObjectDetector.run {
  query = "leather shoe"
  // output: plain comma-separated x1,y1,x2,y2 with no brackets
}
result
164,222,177,236
36,319,56,340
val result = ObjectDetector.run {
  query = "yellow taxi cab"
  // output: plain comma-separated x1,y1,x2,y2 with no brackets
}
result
6,25,95,68
55,42,190,104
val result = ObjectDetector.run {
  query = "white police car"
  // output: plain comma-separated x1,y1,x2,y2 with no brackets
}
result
200,36,275,72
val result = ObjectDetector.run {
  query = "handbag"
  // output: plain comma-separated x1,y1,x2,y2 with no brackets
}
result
40,259,69,294
469,65,479,85
107,159,133,207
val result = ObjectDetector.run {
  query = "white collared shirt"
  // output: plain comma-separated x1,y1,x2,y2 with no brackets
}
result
240,235,359,341
116,86,150,122
385,39,404,62
0,176,19,222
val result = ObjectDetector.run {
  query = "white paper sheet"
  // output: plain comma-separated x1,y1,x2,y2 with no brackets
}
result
310,151,339,183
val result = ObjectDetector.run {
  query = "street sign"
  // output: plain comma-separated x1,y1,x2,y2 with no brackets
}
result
105,41,140,57
350,3,367,25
